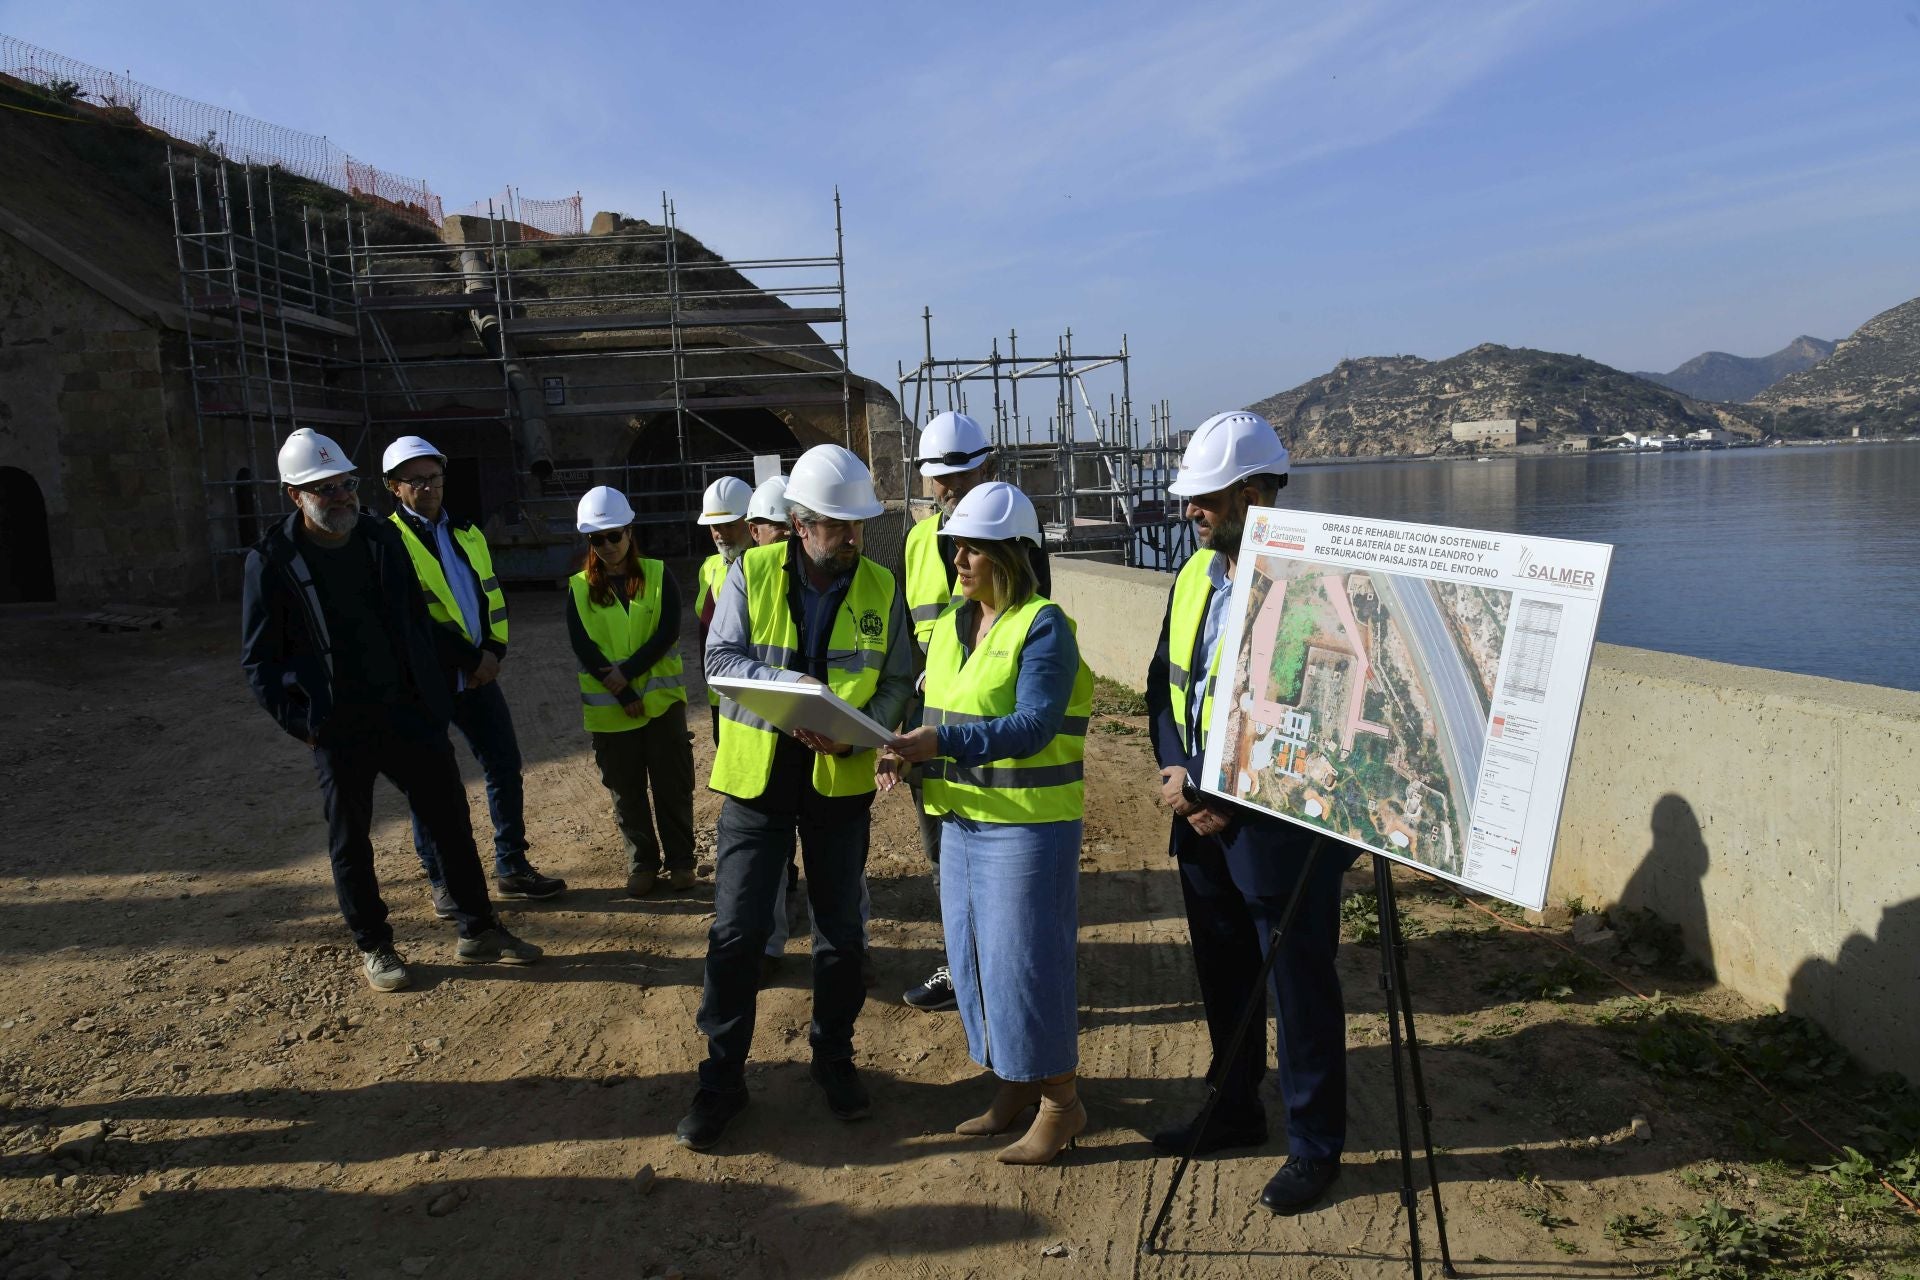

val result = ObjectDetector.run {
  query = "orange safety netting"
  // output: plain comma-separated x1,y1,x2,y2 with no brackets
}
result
452,188,584,239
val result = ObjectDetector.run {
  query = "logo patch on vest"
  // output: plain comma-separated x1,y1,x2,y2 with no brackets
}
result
857,609,884,641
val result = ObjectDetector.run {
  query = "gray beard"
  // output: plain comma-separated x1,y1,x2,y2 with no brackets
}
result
720,542,746,564
296,491,357,536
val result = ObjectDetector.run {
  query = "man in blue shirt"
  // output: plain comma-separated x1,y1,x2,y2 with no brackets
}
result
383,436,565,912
1144,412,1357,1215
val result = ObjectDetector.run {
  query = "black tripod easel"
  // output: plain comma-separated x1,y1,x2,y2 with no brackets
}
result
1143,846,1456,1278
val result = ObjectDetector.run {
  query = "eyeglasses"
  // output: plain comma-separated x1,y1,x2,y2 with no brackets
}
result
300,477,360,497
586,529,628,547
922,445,992,468
397,472,445,490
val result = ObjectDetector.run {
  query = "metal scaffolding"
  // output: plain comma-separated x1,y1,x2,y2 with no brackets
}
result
896,310,1194,569
167,152,853,591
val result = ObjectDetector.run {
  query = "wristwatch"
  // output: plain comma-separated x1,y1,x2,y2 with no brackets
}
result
1180,778,1203,807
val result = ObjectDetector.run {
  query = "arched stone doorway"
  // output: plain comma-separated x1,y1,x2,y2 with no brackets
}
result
0,466,55,603
624,406,797,557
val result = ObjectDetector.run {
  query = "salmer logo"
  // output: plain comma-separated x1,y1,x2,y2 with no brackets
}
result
857,609,885,641
1515,548,1597,590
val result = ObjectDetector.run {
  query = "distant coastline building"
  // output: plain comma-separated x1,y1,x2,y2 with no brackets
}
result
1449,418,1521,446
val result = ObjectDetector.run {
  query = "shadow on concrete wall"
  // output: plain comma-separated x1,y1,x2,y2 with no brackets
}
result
1616,792,1714,978
1788,896,1920,1077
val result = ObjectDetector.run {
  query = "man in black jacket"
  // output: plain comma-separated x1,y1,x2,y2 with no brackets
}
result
241,429,542,993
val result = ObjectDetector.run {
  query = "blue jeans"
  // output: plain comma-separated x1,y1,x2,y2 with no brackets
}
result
413,681,530,882
697,796,871,1088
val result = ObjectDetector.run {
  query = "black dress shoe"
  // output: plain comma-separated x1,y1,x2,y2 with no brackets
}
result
675,1086,749,1150
809,1058,871,1120
1259,1156,1341,1213
1150,1107,1269,1156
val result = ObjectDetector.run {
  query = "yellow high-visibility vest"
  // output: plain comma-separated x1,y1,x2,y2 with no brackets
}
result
709,541,897,799
569,561,686,732
1166,549,1220,751
920,594,1092,824
903,511,955,654
696,552,729,707
390,511,508,647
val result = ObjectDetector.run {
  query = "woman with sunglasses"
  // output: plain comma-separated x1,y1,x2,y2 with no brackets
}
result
567,486,696,897
878,482,1092,1165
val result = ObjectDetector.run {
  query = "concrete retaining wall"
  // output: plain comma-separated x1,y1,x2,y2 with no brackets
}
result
1049,558,1920,1080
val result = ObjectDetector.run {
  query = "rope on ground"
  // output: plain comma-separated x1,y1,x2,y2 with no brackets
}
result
1439,882,1920,1217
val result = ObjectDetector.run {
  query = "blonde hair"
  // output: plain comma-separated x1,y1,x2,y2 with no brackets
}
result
956,537,1036,609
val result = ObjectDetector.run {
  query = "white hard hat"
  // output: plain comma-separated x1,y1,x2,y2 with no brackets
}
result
942,481,1041,547
277,428,354,486
381,434,446,476
747,475,790,523
784,444,884,521
1167,411,1291,497
576,485,636,533
918,411,994,478
695,475,752,526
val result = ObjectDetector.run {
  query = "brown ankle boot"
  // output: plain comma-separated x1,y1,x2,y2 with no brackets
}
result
996,1072,1086,1165
956,1079,1043,1136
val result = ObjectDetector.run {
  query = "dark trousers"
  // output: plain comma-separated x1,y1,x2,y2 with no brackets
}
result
1174,822,1354,1161
412,681,529,882
312,706,496,950
590,703,696,875
697,796,871,1088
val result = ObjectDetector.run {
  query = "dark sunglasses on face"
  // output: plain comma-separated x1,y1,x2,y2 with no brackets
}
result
398,472,445,490
924,445,992,468
586,529,628,547
301,476,360,497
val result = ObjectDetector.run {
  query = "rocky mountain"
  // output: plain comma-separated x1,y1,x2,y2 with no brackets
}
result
1634,335,1836,403
1247,344,1753,458
1749,296,1920,436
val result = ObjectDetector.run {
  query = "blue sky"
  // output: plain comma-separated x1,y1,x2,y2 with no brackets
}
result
7,1,1918,427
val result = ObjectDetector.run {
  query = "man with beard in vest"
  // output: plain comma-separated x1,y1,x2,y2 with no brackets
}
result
677,445,911,1149
1144,411,1356,1214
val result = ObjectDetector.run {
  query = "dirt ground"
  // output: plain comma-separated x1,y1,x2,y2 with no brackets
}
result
2,597,1916,1280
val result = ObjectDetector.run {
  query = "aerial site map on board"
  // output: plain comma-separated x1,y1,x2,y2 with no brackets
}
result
1197,509,1613,910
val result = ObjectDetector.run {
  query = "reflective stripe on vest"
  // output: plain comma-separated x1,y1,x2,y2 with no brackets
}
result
920,594,1093,825
570,560,687,732
903,511,955,653
696,552,729,705
1166,549,1220,754
708,540,897,800
390,511,508,648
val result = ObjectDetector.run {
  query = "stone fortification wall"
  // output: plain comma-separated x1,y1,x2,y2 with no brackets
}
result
1047,558,1920,1081
0,232,205,602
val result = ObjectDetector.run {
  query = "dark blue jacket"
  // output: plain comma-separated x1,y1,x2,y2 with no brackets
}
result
240,512,459,742
1145,571,1336,897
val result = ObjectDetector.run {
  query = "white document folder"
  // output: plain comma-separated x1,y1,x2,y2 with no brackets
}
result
708,676,896,749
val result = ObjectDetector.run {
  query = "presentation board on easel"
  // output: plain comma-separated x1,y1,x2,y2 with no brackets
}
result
1195,508,1613,910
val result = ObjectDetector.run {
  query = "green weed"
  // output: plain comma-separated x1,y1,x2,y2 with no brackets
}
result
1604,1211,1660,1248
1672,1200,1793,1278
1089,677,1148,718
